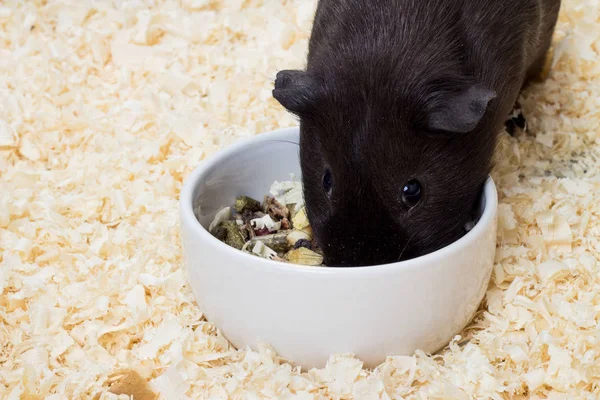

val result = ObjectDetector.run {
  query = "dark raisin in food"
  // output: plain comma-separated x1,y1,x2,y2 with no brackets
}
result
293,239,312,250
254,227,270,236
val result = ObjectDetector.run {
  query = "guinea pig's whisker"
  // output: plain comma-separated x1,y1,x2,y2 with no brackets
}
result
398,232,417,262
263,139,300,146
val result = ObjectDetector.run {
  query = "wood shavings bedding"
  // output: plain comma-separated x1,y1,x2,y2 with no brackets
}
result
0,0,599,398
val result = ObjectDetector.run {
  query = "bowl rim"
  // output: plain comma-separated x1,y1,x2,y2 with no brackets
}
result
179,126,498,275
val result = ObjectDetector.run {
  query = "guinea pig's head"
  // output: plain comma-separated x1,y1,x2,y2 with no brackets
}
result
272,69,497,267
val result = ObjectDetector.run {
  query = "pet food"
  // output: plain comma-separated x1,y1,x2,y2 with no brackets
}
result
209,178,325,266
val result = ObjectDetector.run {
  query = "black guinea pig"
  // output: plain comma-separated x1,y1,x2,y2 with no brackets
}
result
273,0,561,267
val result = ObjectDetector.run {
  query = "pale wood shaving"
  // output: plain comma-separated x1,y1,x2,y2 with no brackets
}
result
1,0,600,398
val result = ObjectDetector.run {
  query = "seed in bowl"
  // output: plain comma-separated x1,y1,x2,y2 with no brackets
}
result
208,178,325,266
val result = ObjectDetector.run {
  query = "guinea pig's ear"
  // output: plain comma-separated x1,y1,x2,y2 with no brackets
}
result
272,69,322,116
426,85,496,134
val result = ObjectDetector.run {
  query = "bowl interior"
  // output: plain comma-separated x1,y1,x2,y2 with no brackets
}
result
193,133,302,229
190,127,491,267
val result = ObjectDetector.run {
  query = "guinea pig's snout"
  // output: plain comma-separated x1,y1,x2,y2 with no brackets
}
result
319,217,415,267
322,237,416,267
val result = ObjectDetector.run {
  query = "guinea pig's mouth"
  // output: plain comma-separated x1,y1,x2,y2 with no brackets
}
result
321,238,421,267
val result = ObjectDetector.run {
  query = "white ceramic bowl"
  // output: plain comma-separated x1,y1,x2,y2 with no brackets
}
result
179,126,498,370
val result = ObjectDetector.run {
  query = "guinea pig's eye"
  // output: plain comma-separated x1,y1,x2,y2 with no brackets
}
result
322,169,333,197
402,179,422,208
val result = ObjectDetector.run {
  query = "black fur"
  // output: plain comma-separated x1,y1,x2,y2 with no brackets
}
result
273,0,561,267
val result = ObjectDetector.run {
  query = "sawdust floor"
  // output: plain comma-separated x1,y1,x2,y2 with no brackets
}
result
1,0,600,399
